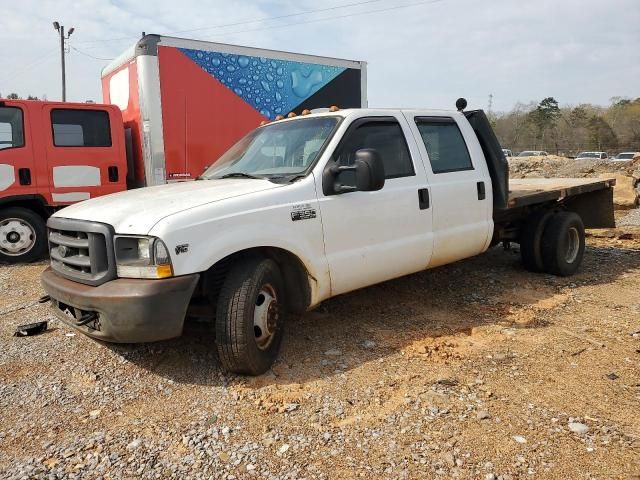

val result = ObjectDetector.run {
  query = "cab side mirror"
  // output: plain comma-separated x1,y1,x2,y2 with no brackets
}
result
323,149,385,195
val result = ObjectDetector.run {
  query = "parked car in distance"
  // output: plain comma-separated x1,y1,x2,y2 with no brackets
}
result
575,151,608,160
611,152,638,161
518,150,548,157
502,148,513,158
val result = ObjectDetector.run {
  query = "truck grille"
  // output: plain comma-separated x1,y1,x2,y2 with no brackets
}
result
47,217,116,286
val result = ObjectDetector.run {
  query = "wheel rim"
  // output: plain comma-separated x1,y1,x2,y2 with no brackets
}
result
253,284,279,350
565,227,580,264
0,218,36,256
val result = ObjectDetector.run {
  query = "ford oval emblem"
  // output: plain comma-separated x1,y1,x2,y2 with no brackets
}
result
58,245,69,258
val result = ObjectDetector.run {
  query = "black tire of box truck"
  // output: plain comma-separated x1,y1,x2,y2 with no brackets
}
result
215,257,285,375
0,207,47,264
540,211,585,276
520,210,553,272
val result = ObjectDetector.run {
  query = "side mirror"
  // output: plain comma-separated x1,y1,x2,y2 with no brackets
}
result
323,149,385,195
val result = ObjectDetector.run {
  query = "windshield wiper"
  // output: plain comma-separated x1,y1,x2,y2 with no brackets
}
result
218,172,262,179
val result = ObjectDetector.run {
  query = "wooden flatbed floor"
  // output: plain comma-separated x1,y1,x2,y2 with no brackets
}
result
507,177,616,209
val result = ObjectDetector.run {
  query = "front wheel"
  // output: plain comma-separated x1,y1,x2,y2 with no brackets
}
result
0,207,47,263
215,257,285,375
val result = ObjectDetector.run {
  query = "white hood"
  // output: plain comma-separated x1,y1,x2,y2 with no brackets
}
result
54,179,282,234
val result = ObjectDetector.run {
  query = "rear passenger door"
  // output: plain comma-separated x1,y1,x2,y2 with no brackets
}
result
43,106,126,205
316,114,434,296
405,114,492,267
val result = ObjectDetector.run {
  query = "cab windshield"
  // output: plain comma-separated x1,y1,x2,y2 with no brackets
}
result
200,116,340,181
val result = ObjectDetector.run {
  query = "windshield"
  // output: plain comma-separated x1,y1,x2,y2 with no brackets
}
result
518,151,535,156
577,152,599,158
617,153,634,159
200,116,340,180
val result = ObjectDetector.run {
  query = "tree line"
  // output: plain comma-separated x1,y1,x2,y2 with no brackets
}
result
491,97,640,155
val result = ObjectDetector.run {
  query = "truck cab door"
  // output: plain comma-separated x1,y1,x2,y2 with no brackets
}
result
43,105,127,205
315,114,434,296
0,101,36,197
404,113,493,267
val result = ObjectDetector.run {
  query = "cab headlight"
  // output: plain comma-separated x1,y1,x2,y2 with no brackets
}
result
114,235,173,279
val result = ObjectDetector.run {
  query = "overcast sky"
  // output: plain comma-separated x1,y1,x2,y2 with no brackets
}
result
1,0,638,112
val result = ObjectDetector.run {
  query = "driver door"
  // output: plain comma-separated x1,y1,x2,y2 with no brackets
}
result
315,114,434,296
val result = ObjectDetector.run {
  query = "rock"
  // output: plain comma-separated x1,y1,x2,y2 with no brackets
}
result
89,409,101,419
127,438,142,450
324,349,342,356
362,340,376,349
568,422,589,434
278,444,290,455
477,410,491,420
485,474,497,480
512,435,527,444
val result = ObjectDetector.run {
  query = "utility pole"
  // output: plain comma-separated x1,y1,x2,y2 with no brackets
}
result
53,21,74,101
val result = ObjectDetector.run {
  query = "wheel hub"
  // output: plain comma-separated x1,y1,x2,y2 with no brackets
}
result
0,218,36,256
253,285,279,350
565,227,580,264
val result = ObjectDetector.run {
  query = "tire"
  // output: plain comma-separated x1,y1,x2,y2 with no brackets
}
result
519,210,553,272
0,207,47,263
215,257,285,375
540,211,585,276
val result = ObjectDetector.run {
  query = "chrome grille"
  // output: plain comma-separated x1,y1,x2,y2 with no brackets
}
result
47,217,116,286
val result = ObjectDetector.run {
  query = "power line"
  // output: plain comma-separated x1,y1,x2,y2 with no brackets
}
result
203,0,447,40
0,47,58,86
70,45,114,61
75,0,399,45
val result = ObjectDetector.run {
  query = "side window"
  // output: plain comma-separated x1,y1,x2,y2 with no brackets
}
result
415,118,473,174
334,120,414,180
51,109,111,147
0,106,25,150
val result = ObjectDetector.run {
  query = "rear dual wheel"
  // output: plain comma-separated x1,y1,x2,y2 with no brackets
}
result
520,211,585,276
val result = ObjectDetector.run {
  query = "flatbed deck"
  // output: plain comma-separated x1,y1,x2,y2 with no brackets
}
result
507,177,616,209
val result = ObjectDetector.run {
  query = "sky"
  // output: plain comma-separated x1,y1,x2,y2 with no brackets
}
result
0,0,638,112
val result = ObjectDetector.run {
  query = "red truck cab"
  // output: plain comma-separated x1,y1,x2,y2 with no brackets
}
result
0,99,127,262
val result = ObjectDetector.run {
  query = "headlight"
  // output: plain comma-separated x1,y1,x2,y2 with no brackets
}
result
114,235,173,279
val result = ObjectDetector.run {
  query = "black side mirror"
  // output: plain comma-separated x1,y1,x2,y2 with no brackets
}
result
323,148,385,195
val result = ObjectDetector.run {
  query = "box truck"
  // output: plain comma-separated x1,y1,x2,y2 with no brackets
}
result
0,34,366,262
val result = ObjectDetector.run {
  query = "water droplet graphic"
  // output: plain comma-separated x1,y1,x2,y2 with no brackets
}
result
276,67,283,75
238,78,247,85
270,61,277,68
211,58,221,67
252,75,259,81
259,57,267,64
276,80,284,89
275,92,282,102
266,73,274,81
238,56,249,68
226,65,236,72
291,69,324,98
260,109,271,118
234,88,243,95
261,80,271,92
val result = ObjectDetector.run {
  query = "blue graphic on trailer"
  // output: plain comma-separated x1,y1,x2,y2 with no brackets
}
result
179,48,346,120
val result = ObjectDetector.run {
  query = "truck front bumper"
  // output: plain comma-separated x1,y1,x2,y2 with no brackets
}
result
41,268,199,343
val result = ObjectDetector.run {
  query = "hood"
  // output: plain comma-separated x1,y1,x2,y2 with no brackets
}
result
54,179,282,234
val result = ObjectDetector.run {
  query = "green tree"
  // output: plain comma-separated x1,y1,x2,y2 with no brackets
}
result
528,97,561,150
6,93,20,99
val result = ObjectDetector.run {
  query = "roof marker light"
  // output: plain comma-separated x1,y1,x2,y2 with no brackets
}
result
287,112,297,118
275,115,285,121
329,105,339,112
301,109,311,116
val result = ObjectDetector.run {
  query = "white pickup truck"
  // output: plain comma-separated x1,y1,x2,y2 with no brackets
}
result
41,101,616,375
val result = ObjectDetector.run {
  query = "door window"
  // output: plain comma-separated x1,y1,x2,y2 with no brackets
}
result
333,119,414,186
0,106,24,150
415,118,473,174
51,109,111,147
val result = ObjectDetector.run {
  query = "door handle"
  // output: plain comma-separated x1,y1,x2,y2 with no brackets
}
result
477,181,486,200
418,188,430,210
18,168,31,185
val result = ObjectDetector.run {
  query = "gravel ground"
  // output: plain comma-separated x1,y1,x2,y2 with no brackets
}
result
1,230,640,479
618,208,640,226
